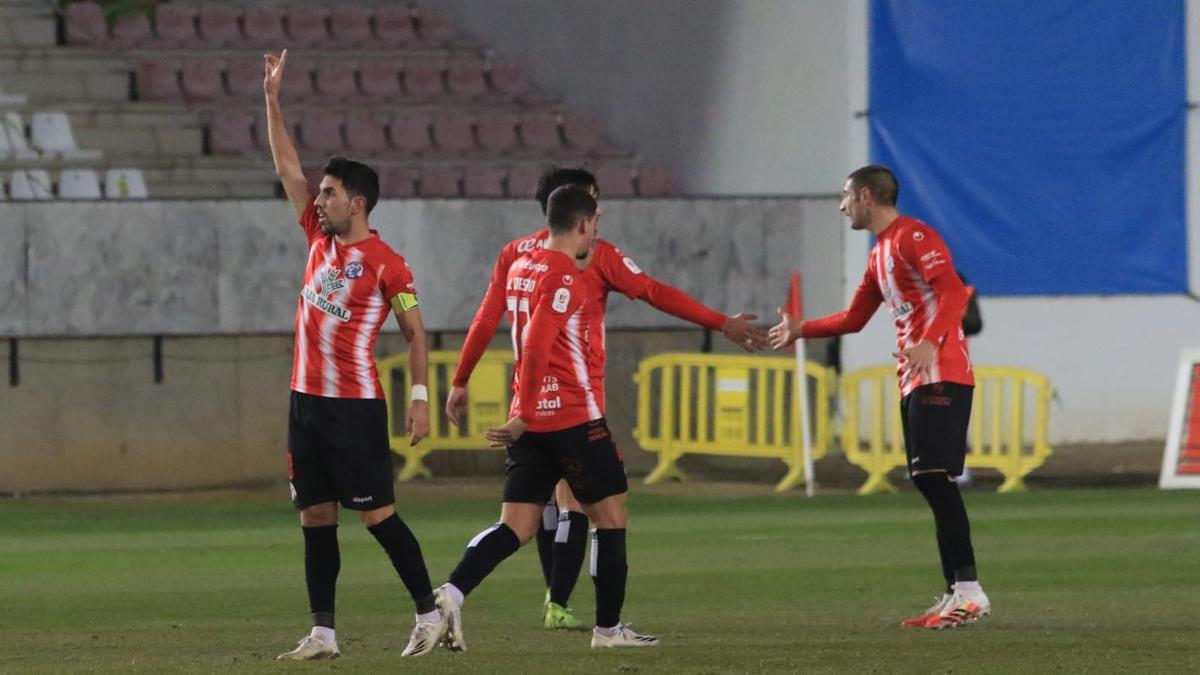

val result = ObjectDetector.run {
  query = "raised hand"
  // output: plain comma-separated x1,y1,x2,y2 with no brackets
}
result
263,49,288,98
721,313,769,352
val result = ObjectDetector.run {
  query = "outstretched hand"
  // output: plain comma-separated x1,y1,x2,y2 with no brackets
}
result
721,313,769,352
263,49,288,97
767,306,802,350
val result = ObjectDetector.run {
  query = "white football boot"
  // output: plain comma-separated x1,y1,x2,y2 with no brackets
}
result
591,623,660,648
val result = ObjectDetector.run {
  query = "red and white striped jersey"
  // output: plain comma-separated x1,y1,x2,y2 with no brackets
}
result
506,247,601,432
803,215,973,396
290,200,417,399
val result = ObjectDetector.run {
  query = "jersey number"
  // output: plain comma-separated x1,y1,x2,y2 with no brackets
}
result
506,296,531,362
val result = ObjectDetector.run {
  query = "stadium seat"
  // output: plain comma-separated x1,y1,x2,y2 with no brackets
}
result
415,5,458,44
446,59,487,100
506,164,543,199
111,12,153,48
137,59,182,102
153,3,198,45
463,165,506,197
374,4,416,45
1,111,38,160
402,60,445,100
59,169,102,200
476,110,519,155
298,110,344,154
380,165,419,197
65,0,106,46
359,60,402,100
343,110,388,154
181,60,225,102
637,165,677,197
518,112,562,153
209,110,257,155
314,61,359,98
330,3,373,45
0,81,28,107
280,58,316,102
431,111,475,155
9,169,52,200
488,61,532,99
31,112,102,160
594,164,636,197
104,168,148,199
242,5,286,47
285,5,330,44
301,166,323,194
562,113,605,153
0,122,10,160
197,3,242,46
419,166,463,197
389,112,432,155
224,58,263,100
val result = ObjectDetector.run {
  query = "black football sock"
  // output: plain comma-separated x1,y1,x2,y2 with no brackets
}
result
536,501,558,588
367,513,436,614
549,510,589,606
303,525,340,629
590,528,628,629
448,523,522,597
913,472,978,586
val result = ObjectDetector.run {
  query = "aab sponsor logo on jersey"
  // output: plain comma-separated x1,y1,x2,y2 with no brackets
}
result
301,265,352,322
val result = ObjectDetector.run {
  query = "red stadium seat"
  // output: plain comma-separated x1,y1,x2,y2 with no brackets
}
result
331,3,373,45
380,166,419,197
476,110,519,155
431,111,475,155
65,1,106,46
242,5,286,47
209,110,257,155
488,61,532,99
562,113,605,153
415,5,458,44
593,164,636,197
314,61,359,99
420,166,463,197
136,59,182,102
280,58,316,102
506,164,544,199
181,60,224,102
374,4,416,45
445,59,488,100
153,3,198,45
225,58,263,100
197,3,242,46
402,60,445,100
344,110,388,154
636,165,677,197
111,12,153,48
389,112,432,156
463,165,506,197
299,110,344,154
518,112,562,153
285,5,330,44
359,60,402,100
302,166,323,194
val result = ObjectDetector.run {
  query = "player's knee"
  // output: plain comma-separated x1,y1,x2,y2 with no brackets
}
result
357,505,395,527
584,494,628,529
555,483,582,512
912,470,950,496
299,501,338,527
500,508,541,544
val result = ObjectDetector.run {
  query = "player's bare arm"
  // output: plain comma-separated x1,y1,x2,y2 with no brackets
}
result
263,49,309,220
392,299,430,446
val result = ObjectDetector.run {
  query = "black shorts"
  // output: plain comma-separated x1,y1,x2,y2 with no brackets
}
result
287,391,395,511
900,382,973,477
503,418,628,506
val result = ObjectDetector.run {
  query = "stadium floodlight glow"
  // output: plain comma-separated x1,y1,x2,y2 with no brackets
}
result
1159,349,1200,489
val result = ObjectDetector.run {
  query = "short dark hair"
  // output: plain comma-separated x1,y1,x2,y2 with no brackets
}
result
847,165,899,207
535,166,598,214
322,155,379,214
546,185,597,234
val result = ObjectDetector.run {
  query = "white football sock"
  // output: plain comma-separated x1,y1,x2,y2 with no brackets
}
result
310,626,335,643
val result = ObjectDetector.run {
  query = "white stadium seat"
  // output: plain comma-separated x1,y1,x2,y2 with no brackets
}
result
104,168,148,199
2,112,39,160
30,112,102,160
58,169,102,199
10,170,53,200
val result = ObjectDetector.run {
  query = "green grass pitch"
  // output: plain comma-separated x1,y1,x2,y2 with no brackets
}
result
1,481,1196,673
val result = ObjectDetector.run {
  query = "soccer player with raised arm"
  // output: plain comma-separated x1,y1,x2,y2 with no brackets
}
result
434,186,660,651
769,165,990,630
445,167,767,630
264,50,447,660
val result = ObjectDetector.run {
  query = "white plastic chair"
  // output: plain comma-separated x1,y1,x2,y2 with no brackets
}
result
104,168,148,199
10,170,53,200
58,169,102,199
30,111,102,160
2,112,39,160
0,81,28,107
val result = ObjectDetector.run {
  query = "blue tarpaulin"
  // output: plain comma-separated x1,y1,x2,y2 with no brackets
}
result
869,1,1188,295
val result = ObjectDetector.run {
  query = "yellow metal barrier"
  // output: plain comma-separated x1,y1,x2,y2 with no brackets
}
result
633,353,838,492
840,365,1053,494
377,350,512,480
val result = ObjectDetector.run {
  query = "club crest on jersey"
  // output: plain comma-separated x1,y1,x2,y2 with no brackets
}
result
345,261,364,279
318,267,346,298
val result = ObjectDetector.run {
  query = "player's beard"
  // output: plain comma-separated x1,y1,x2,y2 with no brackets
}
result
321,218,350,236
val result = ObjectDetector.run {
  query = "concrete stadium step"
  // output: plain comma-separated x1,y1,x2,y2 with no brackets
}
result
0,13,54,48
0,70,129,103
74,125,204,156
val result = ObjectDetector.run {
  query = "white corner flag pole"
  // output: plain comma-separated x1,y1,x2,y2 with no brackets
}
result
791,272,815,498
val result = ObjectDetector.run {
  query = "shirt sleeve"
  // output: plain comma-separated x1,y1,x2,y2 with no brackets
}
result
597,244,726,330
918,267,969,346
297,196,321,243
516,272,584,421
897,223,954,283
800,265,883,338
379,253,418,311
452,246,514,387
